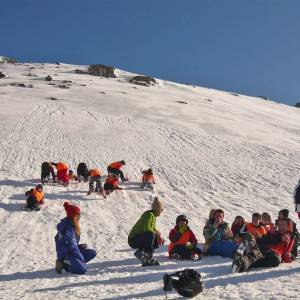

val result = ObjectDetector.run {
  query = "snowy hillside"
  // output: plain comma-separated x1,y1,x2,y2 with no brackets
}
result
0,62,299,300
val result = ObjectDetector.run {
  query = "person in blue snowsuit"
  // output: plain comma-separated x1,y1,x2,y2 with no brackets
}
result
55,202,96,274
203,209,238,258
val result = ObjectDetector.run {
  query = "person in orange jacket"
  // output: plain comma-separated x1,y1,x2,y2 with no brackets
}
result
87,168,103,195
232,218,295,273
103,174,122,195
107,160,127,182
168,215,203,260
24,184,45,211
53,162,69,185
141,168,155,189
240,213,267,239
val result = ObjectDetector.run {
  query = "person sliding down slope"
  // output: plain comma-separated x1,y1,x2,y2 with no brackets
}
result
168,215,203,260
55,202,96,274
232,218,295,273
103,174,122,196
128,197,164,266
24,184,45,211
107,160,127,182
141,168,155,190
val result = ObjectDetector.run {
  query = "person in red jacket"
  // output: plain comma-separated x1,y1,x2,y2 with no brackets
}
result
107,160,127,182
141,168,155,189
168,215,203,260
232,218,295,273
53,162,69,185
103,174,122,195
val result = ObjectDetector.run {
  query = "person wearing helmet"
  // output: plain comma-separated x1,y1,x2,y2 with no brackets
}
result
24,184,45,211
141,168,155,189
107,160,127,182
168,215,203,260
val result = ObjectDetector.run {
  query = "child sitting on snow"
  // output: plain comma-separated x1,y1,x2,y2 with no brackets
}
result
24,184,45,211
103,174,122,195
168,215,203,260
141,168,155,189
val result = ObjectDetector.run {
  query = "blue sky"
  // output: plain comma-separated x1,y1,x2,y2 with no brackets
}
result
0,0,299,105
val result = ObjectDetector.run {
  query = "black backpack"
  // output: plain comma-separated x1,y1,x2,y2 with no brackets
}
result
163,269,204,298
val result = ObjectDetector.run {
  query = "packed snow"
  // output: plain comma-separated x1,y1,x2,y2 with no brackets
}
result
0,62,299,299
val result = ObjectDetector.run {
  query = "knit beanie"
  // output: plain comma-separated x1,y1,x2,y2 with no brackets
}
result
64,202,80,219
152,197,163,211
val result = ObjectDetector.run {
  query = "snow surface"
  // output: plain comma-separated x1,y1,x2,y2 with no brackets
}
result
0,62,300,300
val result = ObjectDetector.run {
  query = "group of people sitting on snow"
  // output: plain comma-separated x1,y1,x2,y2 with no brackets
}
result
128,201,299,270
54,196,299,274
24,160,156,211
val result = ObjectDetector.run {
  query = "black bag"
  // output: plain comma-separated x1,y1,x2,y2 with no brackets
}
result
163,269,204,298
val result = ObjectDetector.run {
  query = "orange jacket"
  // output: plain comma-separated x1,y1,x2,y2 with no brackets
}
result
142,174,155,183
244,223,267,238
32,189,44,202
56,162,68,171
105,176,119,187
108,162,123,170
90,168,101,177
168,227,197,254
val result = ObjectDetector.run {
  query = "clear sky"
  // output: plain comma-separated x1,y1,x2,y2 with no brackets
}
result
0,0,299,106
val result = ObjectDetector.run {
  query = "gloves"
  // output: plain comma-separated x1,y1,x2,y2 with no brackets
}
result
186,242,194,250
79,243,88,250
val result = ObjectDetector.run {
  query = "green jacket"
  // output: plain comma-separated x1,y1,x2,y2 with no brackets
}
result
203,220,233,243
128,210,156,239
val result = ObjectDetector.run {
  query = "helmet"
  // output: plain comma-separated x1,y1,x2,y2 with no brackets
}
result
148,168,153,175
36,184,43,190
120,160,126,165
176,214,188,226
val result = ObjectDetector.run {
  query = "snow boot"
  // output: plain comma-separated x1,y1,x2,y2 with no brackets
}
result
232,253,244,273
134,249,143,260
141,252,160,267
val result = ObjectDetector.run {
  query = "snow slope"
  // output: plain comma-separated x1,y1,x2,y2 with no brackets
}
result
0,62,299,300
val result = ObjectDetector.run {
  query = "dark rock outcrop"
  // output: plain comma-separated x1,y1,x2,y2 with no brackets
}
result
129,76,156,87
295,102,300,108
45,75,53,81
88,64,116,78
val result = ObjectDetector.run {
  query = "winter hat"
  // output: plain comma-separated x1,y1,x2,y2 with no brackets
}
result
152,197,164,211
176,214,188,226
64,202,80,219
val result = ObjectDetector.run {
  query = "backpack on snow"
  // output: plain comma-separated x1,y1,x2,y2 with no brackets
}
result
163,268,204,298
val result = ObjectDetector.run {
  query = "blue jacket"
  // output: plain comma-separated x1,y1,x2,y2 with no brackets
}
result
55,218,84,262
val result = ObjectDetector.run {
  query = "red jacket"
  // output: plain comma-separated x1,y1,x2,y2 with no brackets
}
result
168,226,197,255
257,231,294,262
142,173,155,183
105,176,119,187
108,162,123,170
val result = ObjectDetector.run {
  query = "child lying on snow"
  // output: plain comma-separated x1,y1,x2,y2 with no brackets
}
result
168,215,203,260
232,218,295,273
